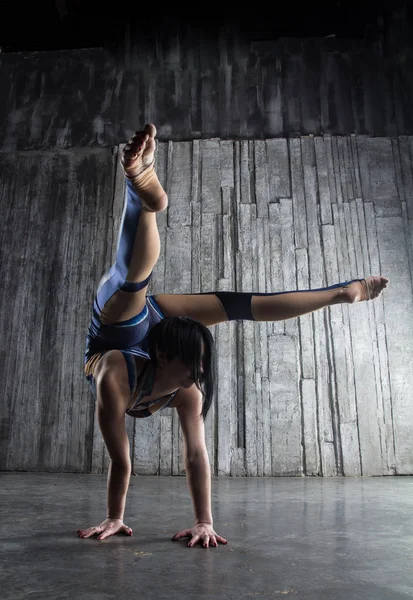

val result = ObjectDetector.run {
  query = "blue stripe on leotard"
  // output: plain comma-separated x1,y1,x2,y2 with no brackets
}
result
84,179,172,418
84,179,164,362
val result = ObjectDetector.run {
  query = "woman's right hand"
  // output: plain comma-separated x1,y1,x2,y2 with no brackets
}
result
78,518,133,541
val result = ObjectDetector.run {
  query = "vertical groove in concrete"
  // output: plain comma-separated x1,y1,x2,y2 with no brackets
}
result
1,134,412,475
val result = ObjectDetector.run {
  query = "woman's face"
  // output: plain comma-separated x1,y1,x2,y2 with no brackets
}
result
157,353,204,389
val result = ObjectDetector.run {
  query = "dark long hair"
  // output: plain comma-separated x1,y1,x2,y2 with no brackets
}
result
146,316,216,421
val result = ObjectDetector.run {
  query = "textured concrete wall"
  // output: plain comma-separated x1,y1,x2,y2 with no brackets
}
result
1,135,412,475
0,148,115,471
1,21,412,475
1,30,413,152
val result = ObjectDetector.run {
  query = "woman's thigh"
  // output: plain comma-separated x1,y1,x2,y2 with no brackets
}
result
123,209,160,284
99,210,160,325
153,293,228,327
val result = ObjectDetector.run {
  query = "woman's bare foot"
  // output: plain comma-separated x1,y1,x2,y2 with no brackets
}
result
341,276,390,304
121,124,168,212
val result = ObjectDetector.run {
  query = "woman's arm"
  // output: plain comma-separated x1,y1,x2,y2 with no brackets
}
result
106,459,131,519
78,456,133,541
78,354,134,540
176,387,212,524
185,450,212,525
171,386,227,548
96,365,132,520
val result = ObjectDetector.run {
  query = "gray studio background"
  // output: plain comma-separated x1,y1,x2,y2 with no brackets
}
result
1,14,412,477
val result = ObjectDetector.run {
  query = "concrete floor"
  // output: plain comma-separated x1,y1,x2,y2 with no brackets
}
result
0,474,412,600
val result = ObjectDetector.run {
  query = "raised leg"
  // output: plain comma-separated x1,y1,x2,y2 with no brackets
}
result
251,276,389,321
97,124,168,325
153,276,390,326
153,293,229,327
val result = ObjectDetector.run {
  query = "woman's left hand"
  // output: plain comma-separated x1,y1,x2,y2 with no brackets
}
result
171,522,228,548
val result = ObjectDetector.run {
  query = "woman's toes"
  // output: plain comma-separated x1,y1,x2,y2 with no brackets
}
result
143,123,156,138
131,135,147,153
143,135,156,156
343,276,389,304
119,123,166,208
365,275,389,300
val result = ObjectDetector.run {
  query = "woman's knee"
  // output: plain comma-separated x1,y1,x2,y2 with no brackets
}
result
153,293,228,326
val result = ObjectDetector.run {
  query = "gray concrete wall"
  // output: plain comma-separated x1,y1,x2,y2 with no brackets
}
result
1,27,413,152
1,20,412,475
1,135,412,475
0,148,115,472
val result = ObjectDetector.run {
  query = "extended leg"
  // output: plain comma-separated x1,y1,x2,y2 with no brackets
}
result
97,124,168,325
153,276,390,326
250,276,389,321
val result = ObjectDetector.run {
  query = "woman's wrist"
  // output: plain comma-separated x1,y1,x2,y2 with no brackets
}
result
196,519,213,526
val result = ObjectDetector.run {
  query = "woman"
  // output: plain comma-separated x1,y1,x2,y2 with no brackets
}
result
77,124,389,548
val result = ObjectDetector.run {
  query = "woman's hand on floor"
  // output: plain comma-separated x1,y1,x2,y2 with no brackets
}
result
171,522,227,548
77,518,133,541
